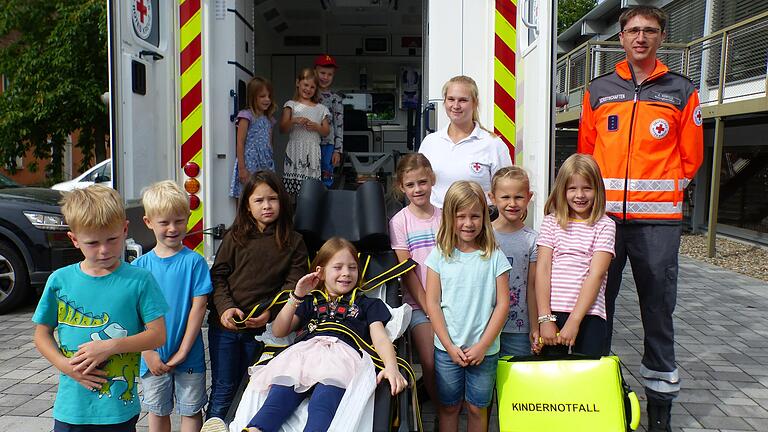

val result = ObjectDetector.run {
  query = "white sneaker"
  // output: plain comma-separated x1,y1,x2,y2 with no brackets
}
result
200,417,229,432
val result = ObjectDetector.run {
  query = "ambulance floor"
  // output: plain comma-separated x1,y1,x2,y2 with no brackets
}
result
0,256,767,431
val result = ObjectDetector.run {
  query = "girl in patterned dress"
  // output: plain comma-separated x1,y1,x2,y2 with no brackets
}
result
230,77,277,199
279,69,331,197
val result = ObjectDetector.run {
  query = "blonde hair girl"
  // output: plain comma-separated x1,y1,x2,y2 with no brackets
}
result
535,153,616,356
436,181,496,258
425,180,512,431
441,75,492,134
280,68,331,196
389,153,441,404
230,76,278,198
544,153,607,229
418,76,512,209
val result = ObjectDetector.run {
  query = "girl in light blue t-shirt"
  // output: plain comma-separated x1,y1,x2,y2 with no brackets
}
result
425,180,511,432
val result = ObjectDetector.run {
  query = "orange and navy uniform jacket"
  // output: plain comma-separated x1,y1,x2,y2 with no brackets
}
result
578,59,704,223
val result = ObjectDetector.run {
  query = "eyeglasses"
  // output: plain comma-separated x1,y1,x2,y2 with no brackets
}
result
621,27,662,37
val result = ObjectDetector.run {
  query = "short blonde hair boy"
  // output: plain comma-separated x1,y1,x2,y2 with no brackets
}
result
60,185,126,233
141,180,190,219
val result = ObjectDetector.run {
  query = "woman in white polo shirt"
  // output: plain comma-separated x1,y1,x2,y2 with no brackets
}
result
419,76,513,208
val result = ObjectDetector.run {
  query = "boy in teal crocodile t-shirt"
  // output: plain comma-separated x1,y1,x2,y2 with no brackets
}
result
33,185,167,432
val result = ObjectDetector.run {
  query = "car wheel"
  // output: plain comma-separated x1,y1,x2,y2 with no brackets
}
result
0,241,30,314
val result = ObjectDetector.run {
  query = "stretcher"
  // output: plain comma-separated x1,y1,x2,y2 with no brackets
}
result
224,179,421,431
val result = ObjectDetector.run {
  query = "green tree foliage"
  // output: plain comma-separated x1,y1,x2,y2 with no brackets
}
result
559,0,597,34
0,1,107,181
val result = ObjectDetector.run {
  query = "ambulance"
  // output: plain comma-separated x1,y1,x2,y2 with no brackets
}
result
107,0,557,260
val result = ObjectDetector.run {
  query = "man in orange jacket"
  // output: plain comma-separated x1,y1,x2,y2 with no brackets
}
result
578,6,703,431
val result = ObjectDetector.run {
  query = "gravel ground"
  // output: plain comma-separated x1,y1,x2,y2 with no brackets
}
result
680,233,768,282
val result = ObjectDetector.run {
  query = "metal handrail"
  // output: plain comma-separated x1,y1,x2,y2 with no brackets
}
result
556,12,768,111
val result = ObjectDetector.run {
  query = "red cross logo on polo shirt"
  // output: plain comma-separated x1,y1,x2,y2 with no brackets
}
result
649,119,669,139
136,0,148,23
471,162,482,173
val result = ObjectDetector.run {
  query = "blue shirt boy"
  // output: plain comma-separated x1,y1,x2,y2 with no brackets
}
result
133,247,212,375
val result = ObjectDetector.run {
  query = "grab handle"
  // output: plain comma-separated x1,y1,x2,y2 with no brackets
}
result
521,0,539,36
422,102,435,136
628,391,640,430
229,89,238,123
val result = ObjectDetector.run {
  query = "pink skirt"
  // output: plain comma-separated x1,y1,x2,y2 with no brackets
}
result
248,336,362,393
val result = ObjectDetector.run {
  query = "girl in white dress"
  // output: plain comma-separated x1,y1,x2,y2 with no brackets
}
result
279,68,331,197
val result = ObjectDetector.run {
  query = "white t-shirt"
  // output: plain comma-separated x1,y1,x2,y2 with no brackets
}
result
419,123,512,208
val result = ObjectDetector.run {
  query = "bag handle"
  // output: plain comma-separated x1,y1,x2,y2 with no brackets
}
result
501,353,603,363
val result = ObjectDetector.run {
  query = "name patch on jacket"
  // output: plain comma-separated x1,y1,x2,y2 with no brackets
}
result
598,94,626,104
607,115,619,131
649,92,681,106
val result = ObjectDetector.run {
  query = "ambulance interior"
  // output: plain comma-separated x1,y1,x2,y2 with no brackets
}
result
245,0,425,189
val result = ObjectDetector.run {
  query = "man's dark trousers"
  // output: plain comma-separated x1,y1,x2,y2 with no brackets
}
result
603,223,681,401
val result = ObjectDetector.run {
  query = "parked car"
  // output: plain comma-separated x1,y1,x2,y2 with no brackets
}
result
0,173,82,313
52,158,112,191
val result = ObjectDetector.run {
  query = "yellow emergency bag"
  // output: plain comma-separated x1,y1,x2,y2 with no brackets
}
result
496,355,641,432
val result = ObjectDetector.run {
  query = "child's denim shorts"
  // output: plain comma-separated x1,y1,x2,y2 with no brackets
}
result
434,348,499,408
54,414,139,432
140,370,207,416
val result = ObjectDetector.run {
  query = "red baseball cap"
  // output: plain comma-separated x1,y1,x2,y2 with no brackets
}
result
314,54,338,68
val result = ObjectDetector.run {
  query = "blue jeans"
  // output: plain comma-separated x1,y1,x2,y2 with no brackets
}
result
206,325,264,420
434,349,498,408
320,144,335,187
247,384,346,432
500,332,532,357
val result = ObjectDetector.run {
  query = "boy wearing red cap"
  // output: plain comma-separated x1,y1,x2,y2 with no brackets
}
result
314,54,344,187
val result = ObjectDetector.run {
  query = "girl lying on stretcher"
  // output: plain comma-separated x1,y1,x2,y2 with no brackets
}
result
206,237,409,432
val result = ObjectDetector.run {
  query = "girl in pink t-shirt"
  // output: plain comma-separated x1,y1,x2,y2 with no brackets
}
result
535,154,615,356
389,153,441,405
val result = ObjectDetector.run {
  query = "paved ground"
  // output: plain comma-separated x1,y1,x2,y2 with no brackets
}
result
1,255,767,431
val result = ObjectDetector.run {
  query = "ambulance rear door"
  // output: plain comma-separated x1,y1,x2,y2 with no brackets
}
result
203,0,255,257
423,0,496,137
107,0,177,202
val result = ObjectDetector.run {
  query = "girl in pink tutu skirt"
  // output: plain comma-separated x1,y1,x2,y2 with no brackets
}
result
211,237,407,432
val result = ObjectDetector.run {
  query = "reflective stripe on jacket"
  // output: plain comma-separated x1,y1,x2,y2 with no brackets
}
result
578,59,704,222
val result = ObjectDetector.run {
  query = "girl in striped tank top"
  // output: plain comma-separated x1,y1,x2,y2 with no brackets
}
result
535,154,616,356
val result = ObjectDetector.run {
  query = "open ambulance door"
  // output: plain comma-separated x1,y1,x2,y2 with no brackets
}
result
107,0,177,203
423,0,497,138
108,1,255,258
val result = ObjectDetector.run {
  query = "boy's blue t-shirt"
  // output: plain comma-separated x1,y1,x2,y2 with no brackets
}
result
425,247,512,355
32,262,167,425
133,247,212,375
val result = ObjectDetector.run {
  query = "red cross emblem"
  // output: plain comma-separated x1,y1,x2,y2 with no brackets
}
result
136,0,148,23
649,119,669,139
470,162,483,174
132,0,153,40
693,106,703,126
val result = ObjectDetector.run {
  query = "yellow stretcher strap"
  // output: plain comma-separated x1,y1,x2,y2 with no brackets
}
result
232,257,416,326
359,258,417,293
